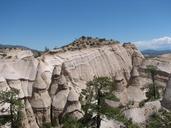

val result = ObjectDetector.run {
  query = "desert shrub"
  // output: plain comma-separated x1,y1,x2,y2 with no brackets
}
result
42,122,54,128
81,36,86,40
113,40,120,44
1,53,7,57
139,100,147,108
44,46,49,52
146,109,171,128
104,94,120,101
87,37,92,40
146,84,160,101
7,56,12,59
61,115,84,128
99,38,106,42
101,107,139,128
0,115,11,125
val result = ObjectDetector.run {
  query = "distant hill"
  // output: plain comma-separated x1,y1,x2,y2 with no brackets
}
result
0,44,31,49
0,44,42,51
142,49,171,56
0,44,42,57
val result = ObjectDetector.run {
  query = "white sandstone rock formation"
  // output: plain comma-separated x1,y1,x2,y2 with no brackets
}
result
3,41,170,128
124,100,161,124
162,75,171,110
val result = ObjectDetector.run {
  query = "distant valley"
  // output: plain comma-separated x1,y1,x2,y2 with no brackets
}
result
142,49,171,56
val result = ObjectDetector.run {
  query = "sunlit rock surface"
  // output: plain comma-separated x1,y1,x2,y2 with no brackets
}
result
162,76,171,110
124,101,161,123
0,41,170,128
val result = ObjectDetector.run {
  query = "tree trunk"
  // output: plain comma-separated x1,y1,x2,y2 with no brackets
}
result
96,115,101,128
10,103,14,128
151,74,156,99
97,89,101,128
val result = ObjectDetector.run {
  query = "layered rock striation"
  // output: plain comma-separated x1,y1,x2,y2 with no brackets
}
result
0,38,170,128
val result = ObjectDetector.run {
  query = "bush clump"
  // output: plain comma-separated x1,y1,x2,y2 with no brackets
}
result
146,109,171,128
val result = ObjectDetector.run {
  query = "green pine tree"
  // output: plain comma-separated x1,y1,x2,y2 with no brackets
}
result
62,76,139,128
80,76,118,128
145,65,160,100
0,89,23,128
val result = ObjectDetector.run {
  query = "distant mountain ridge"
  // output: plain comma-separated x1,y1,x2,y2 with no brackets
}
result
0,43,42,52
0,44,33,49
0,44,42,57
142,49,171,56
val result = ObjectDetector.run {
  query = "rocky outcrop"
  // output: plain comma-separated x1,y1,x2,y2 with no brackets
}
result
161,75,171,110
139,56,171,87
1,39,170,128
124,101,161,124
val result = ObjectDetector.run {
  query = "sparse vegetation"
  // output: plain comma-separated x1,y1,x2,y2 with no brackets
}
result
146,65,157,83
1,53,7,57
81,36,86,40
80,76,117,128
146,83,160,101
146,109,171,128
42,122,54,128
54,36,120,52
97,106,139,128
60,77,139,128
139,65,160,107
65,76,138,128
61,115,84,128
139,99,146,107
0,89,23,128
99,38,106,42
44,46,50,52
145,65,160,101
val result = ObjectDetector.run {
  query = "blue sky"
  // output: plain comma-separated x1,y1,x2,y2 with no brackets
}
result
0,0,171,50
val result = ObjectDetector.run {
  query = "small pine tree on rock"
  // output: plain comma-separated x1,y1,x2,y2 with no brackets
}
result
80,76,118,128
145,65,160,100
0,89,23,128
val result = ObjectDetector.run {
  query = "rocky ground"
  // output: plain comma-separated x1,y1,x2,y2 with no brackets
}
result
0,37,171,128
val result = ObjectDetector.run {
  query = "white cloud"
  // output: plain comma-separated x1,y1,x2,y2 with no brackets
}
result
133,36,171,50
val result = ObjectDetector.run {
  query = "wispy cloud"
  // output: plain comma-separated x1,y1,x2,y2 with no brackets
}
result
133,36,171,50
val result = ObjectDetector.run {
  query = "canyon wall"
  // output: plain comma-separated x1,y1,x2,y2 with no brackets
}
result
0,42,170,128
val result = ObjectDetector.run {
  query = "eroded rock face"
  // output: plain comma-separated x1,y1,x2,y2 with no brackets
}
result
162,76,171,110
139,56,171,88
101,118,125,128
1,42,166,128
124,101,161,123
